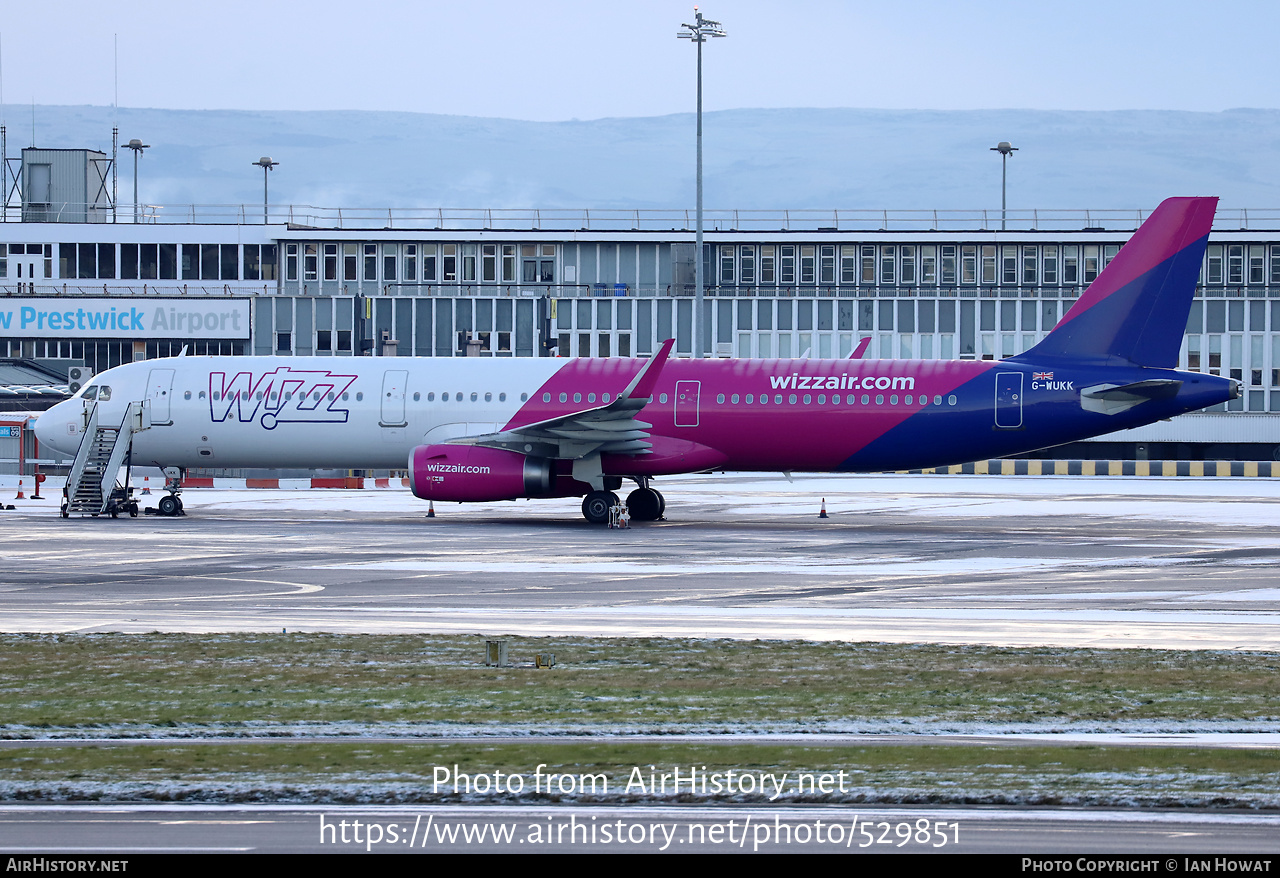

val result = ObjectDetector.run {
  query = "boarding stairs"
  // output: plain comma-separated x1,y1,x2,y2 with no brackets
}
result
65,401,149,516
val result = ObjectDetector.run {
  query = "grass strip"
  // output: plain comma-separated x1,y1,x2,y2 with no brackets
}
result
2,633,1278,731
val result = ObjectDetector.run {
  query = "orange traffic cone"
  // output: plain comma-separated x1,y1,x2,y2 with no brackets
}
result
427,501,436,519
15,480,24,500
141,476,152,495
819,498,828,519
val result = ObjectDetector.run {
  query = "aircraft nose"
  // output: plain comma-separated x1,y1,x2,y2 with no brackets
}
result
34,402,80,456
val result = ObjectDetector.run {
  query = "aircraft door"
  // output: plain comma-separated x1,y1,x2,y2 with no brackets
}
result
146,368,175,425
380,369,409,427
994,371,1024,429
674,380,701,427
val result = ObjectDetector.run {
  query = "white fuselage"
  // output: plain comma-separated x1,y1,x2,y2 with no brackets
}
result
36,356,565,470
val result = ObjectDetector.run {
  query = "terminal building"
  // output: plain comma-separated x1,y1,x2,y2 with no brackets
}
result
3,142,1280,472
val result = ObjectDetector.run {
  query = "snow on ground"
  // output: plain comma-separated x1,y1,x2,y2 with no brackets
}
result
6,472,1280,527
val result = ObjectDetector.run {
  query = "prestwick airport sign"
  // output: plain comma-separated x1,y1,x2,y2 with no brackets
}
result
0,298,251,340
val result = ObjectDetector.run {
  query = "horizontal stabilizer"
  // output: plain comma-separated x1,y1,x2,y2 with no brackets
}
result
1080,379,1181,415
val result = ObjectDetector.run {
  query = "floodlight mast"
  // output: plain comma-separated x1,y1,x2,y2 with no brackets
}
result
990,141,1018,230
678,7,726,358
125,139,149,223
253,156,279,224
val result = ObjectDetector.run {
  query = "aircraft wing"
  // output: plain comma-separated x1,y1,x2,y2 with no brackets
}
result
444,338,675,460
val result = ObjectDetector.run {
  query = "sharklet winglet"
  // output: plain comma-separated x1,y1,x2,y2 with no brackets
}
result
620,337,675,401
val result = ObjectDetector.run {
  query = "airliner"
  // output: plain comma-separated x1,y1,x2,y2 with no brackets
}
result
36,197,1237,523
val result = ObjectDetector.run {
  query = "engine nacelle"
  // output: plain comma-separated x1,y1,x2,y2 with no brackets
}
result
409,444,553,502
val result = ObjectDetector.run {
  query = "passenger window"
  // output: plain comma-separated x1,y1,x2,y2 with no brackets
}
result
659,393,668,403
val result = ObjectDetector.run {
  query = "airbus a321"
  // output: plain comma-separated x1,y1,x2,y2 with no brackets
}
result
36,196,1237,523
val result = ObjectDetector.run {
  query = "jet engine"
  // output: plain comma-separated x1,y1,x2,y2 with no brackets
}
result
408,444,553,502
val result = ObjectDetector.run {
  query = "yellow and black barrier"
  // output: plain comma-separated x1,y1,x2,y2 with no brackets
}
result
900,460,1280,477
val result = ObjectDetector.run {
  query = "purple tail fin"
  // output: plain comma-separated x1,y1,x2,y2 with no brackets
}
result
1010,196,1217,368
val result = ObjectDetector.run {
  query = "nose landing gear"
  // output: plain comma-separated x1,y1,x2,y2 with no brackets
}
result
146,466,186,516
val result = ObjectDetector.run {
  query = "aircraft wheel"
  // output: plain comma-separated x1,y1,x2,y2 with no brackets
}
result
626,488,662,522
655,489,666,518
158,495,179,517
581,490,612,524
175,496,184,514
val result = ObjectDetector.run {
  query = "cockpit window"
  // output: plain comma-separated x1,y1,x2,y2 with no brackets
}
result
98,386,112,401
81,386,98,400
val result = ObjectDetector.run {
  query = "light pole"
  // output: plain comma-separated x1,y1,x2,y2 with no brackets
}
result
678,6,726,358
990,141,1017,230
253,156,278,224
125,139,149,222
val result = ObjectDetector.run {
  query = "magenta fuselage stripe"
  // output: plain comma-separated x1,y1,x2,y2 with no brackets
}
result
503,357,994,471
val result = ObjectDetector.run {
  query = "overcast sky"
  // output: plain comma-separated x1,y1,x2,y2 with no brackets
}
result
2,0,1277,121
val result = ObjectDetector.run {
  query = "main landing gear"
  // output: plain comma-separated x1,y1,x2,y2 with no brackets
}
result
581,490,619,524
580,482,665,524
625,486,664,522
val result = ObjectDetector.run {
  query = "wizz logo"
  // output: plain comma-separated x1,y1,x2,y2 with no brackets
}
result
209,368,358,430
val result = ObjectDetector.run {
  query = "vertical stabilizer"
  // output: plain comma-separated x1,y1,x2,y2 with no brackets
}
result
1010,196,1217,367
